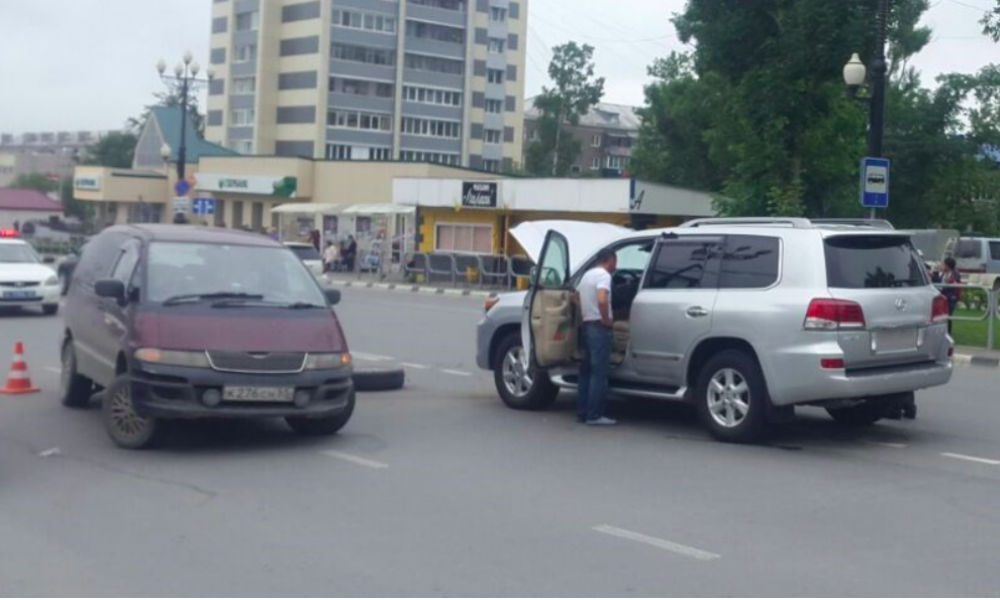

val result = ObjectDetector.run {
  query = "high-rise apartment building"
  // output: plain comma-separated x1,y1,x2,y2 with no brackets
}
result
206,0,527,172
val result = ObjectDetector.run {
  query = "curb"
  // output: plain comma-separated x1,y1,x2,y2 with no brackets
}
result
954,353,1000,368
326,279,496,299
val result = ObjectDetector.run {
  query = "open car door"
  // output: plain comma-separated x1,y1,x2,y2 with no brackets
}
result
526,230,577,368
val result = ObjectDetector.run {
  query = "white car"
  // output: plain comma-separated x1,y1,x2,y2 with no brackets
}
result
284,242,324,279
0,232,61,315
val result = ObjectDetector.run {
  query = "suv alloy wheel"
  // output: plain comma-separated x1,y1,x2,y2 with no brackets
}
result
695,350,769,443
493,332,558,410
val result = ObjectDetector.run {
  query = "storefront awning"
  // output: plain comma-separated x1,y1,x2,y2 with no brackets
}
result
341,203,415,216
270,202,343,215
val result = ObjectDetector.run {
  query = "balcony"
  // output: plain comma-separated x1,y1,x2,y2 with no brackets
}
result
405,35,466,59
406,3,466,27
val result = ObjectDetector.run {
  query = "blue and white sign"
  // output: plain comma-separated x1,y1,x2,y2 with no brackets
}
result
174,179,191,197
860,157,890,209
192,197,215,215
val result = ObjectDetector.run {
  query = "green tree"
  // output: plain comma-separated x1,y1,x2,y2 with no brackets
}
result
127,80,206,136
8,173,59,192
84,131,138,168
525,42,605,176
981,0,1000,41
59,178,94,225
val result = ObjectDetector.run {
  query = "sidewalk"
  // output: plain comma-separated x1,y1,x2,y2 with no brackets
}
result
954,345,1000,368
323,273,501,299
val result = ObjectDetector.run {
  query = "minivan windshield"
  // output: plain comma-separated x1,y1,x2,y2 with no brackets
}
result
825,235,926,289
146,242,326,305
0,243,40,264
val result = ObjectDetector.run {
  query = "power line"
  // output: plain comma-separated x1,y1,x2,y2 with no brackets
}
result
945,0,992,13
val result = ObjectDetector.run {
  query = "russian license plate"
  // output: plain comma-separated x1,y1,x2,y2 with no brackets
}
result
874,328,918,353
222,386,295,402
3,290,36,299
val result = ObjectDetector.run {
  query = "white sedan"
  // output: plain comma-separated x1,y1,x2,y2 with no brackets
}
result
0,234,61,315
284,242,325,279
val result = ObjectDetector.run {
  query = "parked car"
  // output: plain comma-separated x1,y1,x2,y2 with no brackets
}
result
285,242,324,278
943,236,1000,289
477,218,953,443
61,224,354,449
0,228,61,315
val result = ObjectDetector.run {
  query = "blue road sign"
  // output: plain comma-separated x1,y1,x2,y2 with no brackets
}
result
860,157,890,209
174,179,191,197
191,197,215,215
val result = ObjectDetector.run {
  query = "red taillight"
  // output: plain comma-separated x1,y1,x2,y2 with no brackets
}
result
820,357,845,369
948,346,954,358
931,295,950,323
0,229,19,238
804,299,866,330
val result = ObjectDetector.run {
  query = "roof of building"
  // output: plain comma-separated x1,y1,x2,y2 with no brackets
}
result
0,189,64,212
524,98,641,132
151,106,238,163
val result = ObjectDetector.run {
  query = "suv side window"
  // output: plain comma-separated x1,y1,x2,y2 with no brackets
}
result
645,239,720,289
719,235,780,289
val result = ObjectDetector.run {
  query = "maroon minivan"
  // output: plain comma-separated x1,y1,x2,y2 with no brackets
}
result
61,224,354,448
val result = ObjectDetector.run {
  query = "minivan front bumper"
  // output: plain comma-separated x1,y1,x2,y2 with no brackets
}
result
129,363,354,419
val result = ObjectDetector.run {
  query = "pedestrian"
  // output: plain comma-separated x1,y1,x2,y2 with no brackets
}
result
940,257,962,334
576,248,617,426
344,235,358,272
12,220,19,232
323,240,339,278
173,212,189,225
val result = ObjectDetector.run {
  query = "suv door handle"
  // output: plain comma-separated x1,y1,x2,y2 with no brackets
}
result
686,306,709,318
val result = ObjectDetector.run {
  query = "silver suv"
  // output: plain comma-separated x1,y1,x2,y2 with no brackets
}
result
476,218,954,442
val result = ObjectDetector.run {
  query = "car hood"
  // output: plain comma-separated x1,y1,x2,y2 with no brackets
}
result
509,220,631,274
134,307,348,353
0,263,57,282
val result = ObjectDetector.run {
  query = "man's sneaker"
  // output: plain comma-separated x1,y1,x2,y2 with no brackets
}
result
586,417,617,426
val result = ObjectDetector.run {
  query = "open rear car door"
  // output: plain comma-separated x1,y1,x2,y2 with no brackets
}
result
525,229,577,368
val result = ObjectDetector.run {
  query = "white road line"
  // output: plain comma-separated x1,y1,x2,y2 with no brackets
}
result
320,450,389,469
401,362,429,370
44,366,61,374
352,352,394,362
38,447,61,458
592,525,720,561
941,452,1000,466
440,369,472,377
865,441,908,449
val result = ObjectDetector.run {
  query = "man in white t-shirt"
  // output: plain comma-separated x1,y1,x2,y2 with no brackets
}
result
575,248,617,426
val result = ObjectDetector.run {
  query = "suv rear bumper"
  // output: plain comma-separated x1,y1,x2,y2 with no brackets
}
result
129,363,353,419
768,359,953,406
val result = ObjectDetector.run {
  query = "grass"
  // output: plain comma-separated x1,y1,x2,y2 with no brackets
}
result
950,308,998,349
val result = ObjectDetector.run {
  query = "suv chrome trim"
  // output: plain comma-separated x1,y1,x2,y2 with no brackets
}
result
550,374,688,401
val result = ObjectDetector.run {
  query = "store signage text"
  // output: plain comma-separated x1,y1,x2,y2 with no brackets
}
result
74,176,102,191
462,181,497,208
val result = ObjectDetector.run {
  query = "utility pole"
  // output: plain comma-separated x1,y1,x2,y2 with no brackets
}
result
867,0,890,220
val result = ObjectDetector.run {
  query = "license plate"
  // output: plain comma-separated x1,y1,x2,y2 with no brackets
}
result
874,328,918,353
3,290,37,299
222,386,295,402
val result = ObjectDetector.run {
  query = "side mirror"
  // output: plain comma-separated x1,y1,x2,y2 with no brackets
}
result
95,279,126,305
324,288,341,306
42,256,55,264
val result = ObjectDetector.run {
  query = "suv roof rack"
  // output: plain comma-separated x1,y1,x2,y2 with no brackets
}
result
810,218,895,230
680,217,813,229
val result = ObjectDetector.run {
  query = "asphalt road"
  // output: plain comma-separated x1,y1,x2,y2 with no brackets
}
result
2,290,1000,596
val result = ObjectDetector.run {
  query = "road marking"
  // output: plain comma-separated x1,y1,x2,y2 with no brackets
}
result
44,366,61,374
440,369,472,377
941,452,1000,466
865,440,908,448
592,525,720,561
352,352,394,362
38,447,61,458
401,362,429,370
320,450,389,469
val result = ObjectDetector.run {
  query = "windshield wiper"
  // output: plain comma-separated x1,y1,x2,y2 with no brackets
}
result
285,302,325,309
163,292,264,306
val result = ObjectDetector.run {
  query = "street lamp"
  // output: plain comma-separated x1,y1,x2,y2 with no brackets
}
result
843,0,890,219
155,51,213,183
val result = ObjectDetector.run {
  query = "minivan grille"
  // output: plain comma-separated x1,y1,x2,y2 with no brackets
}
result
206,351,306,373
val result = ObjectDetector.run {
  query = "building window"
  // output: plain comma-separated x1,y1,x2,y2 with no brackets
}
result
400,150,460,165
482,159,500,172
436,223,493,254
408,0,465,10
235,11,259,31
591,156,600,170
331,43,396,66
606,156,626,170
369,147,392,160
591,134,602,147
232,76,256,94
406,20,465,44
327,109,393,131
487,38,505,53
234,43,257,63
487,69,504,84
326,144,351,159
232,140,253,154
329,77,394,98
332,9,396,34
400,117,461,138
484,99,503,114
403,85,462,106
231,108,255,126
490,7,507,22
484,128,501,144
404,53,464,75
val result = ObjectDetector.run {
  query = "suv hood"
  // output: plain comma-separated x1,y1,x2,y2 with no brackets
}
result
510,220,631,274
0,263,56,282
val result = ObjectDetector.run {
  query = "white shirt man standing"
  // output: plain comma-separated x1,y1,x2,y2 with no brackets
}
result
575,248,617,425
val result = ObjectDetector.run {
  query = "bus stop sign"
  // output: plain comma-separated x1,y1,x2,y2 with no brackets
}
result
860,157,890,209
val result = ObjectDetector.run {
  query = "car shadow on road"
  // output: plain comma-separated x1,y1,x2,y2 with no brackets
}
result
0,307,54,318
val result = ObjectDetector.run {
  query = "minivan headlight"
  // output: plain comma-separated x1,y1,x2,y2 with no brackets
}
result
134,348,211,368
304,353,351,370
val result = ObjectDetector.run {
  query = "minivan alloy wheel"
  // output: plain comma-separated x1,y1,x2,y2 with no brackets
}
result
501,345,533,398
108,386,149,438
707,368,750,428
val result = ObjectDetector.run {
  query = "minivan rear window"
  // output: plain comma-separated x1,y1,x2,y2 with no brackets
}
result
955,239,982,259
825,236,926,289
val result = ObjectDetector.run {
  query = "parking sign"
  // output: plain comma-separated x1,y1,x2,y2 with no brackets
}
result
860,157,890,209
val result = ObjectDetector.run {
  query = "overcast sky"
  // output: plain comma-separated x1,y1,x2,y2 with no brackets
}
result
0,0,996,133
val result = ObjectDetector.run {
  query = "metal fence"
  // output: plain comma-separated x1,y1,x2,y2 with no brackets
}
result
383,252,535,289
936,282,997,350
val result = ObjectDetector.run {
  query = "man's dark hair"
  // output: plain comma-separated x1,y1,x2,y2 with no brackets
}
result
595,248,616,265
944,256,957,269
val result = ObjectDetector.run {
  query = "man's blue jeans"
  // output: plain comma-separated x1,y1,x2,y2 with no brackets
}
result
578,322,612,422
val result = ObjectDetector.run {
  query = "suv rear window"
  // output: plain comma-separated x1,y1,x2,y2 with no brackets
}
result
288,245,321,261
825,236,925,289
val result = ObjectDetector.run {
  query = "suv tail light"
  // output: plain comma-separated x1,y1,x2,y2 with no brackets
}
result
804,299,866,330
932,295,949,323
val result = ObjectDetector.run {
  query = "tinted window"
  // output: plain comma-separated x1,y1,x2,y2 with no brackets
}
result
719,235,780,288
825,236,925,289
990,242,1000,260
110,240,141,283
74,232,126,284
646,240,719,289
288,245,321,261
955,239,982,259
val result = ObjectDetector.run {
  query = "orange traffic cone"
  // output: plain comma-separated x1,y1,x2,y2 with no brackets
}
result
0,342,40,395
